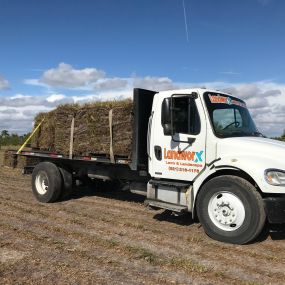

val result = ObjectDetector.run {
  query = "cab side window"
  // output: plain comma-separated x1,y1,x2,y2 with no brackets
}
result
172,97,200,135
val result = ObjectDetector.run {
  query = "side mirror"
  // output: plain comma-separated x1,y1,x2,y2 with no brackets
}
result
161,98,173,136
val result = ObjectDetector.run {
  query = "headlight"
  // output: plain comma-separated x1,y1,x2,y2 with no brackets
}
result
264,169,285,186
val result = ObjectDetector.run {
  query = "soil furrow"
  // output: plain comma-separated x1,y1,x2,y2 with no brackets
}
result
0,200,283,285
1,167,285,285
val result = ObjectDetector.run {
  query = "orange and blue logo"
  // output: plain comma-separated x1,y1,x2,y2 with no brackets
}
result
164,148,203,163
208,94,246,108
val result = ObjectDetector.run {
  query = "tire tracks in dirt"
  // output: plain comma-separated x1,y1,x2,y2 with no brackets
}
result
1,168,285,284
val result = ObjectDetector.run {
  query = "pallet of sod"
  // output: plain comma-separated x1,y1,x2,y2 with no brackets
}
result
3,150,41,168
32,100,133,158
3,150,17,168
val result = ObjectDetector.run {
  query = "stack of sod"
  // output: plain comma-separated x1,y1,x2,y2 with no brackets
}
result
111,102,134,157
17,156,41,169
72,103,110,156
3,150,17,168
3,150,40,168
32,105,78,155
73,100,133,157
31,99,134,158
54,104,79,155
31,111,56,151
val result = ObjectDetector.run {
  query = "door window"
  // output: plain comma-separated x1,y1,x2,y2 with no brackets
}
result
172,97,200,135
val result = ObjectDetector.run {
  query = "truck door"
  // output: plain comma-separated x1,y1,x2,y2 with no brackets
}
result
149,93,206,181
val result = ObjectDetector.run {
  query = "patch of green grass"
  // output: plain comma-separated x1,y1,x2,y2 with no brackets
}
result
214,271,227,278
125,245,161,265
105,239,120,248
248,250,279,262
123,221,146,231
169,257,209,274
186,236,203,244
124,244,210,274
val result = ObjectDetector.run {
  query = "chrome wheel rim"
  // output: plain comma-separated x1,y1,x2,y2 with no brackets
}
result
35,171,49,195
208,191,245,231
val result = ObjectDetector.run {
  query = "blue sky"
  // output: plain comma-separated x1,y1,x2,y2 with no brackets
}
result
0,0,285,136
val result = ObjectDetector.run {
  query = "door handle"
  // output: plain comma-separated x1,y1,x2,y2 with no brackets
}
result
154,146,162,161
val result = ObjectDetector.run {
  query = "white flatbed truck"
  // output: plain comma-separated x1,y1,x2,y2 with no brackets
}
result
19,88,285,244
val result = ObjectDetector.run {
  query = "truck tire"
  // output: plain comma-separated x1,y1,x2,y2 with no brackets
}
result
32,162,62,203
196,175,266,244
58,167,73,200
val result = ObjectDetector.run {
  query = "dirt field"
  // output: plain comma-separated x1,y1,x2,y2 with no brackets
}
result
1,154,285,284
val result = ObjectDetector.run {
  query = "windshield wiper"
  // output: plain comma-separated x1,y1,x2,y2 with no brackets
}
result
230,131,248,136
216,130,266,138
252,131,266,138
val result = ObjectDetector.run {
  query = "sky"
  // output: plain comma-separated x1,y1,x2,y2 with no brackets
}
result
0,0,285,136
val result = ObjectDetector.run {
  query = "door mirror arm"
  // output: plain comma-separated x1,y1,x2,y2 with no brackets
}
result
171,136,196,145
187,137,196,145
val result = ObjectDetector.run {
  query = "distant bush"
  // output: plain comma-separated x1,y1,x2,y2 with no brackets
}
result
272,130,285,142
0,130,30,147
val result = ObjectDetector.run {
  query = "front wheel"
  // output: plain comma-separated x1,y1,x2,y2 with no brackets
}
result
196,175,266,244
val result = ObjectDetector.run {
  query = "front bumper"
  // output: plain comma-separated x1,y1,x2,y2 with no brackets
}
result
263,197,285,223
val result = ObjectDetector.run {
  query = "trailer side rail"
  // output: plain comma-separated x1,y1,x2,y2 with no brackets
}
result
19,150,131,165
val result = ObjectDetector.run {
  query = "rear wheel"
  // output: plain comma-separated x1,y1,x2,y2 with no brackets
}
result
32,162,62,203
196,175,266,244
58,166,73,200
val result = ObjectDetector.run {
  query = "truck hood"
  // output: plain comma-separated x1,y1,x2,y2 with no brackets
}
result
216,137,285,164
216,137,285,193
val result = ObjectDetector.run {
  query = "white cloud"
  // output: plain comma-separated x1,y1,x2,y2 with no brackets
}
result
25,63,177,92
23,79,48,88
246,97,269,109
46,94,66,103
3,63,285,137
40,63,105,88
217,82,285,136
220,71,241,75
0,90,133,132
94,78,128,90
86,89,132,102
222,83,281,100
10,94,30,99
133,76,176,91
0,75,10,90
0,103,53,135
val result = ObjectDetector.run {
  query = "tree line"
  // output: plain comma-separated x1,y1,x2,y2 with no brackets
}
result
273,130,285,142
0,130,31,147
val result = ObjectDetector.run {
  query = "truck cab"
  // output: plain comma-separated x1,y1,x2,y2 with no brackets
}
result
146,88,285,244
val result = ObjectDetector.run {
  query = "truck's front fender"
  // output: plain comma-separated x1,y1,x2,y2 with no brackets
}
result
192,154,285,211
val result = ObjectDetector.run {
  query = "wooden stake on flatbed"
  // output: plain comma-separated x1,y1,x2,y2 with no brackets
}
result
69,117,75,159
109,109,115,163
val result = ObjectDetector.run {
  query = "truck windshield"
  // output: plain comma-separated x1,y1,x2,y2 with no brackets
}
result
203,92,262,138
